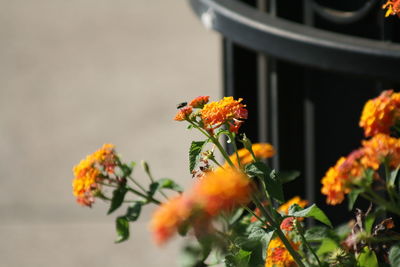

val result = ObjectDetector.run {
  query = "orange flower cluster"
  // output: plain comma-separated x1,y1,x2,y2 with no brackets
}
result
321,133,400,205
362,133,400,170
359,90,400,137
201,97,248,133
72,144,116,207
150,195,193,245
265,237,299,267
174,106,193,121
278,196,308,231
189,96,209,108
150,167,252,244
383,0,400,17
227,143,275,168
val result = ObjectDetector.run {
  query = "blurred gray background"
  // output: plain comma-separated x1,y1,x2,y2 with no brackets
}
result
0,1,219,266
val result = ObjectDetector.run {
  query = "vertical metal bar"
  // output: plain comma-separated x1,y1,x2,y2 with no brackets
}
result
223,38,235,97
257,0,268,143
303,0,315,208
268,0,279,170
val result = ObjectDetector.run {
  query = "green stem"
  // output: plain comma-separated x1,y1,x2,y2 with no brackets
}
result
362,189,400,216
187,120,235,168
228,131,242,169
127,187,161,205
295,221,322,267
251,196,305,267
143,166,169,200
127,176,147,194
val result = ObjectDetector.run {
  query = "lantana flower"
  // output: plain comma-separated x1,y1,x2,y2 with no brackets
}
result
265,237,300,267
383,0,400,17
72,144,116,207
359,90,400,137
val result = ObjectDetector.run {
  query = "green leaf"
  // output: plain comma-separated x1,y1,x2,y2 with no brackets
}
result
289,204,333,228
120,163,132,177
236,227,275,260
389,167,400,187
225,250,251,267
357,247,378,267
108,187,128,214
229,207,245,225
316,238,338,256
148,178,183,197
189,141,207,173
125,201,142,222
245,163,283,202
365,214,375,235
245,162,270,178
348,188,363,210
389,243,400,266
279,170,300,184
115,216,129,243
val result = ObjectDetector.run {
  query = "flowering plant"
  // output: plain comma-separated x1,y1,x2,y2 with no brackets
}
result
72,92,400,267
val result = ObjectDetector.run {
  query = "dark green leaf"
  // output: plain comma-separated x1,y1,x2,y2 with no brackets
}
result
266,170,284,203
389,167,400,187
189,141,207,173
120,163,132,177
348,188,363,210
289,204,332,228
389,243,400,266
148,178,183,197
115,216,129,243
357,247,378,267
225,250,251,267
125,201,142,222
108,187,127,214
279,170,300,184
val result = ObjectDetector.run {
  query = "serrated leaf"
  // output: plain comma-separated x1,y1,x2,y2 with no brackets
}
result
279,170,300,184
148,178,183,197
115,216,129,243
357,247,378,267
125,201,142,222
108,187,127,214
389,243,400,266
189,141,207,173
348,188,363,210
289,204,332,228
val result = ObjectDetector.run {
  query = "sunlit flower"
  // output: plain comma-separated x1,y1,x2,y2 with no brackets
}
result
174,106,193,121
193,167,252,216
361,133,400,170
228,143,275,168
278,196,308,215
150,195,194,245
189,96,209,108
201,97,248,133
72,144,116,207
383,0,400,17
359,90,400,137
321,149,365,205
265,237,299,267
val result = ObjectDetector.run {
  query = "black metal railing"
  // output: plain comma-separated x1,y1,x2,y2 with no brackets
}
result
189,0,400,223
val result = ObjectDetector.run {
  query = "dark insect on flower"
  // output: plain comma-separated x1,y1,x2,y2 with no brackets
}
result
176,102,187,109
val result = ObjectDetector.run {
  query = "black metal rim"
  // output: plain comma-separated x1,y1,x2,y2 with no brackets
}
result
189,0,400,81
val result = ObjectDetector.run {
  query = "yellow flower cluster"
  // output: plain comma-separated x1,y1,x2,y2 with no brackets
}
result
72,144,116,207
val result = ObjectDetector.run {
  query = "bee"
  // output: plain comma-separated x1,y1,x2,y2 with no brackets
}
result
176,102,187,109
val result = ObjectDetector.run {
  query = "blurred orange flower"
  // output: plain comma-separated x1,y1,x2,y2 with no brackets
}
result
189,96,209,108
228,143,275,168
150,195,194,245
278,196,308,215
361,133,400,170
193,167,252,216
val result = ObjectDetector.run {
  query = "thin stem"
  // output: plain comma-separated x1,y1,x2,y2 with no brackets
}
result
242,205,268,226
143,165,169,200
251,196,305,267
296,221,322,267
127,176,147,194
127,188,161,205
228,131,242,169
